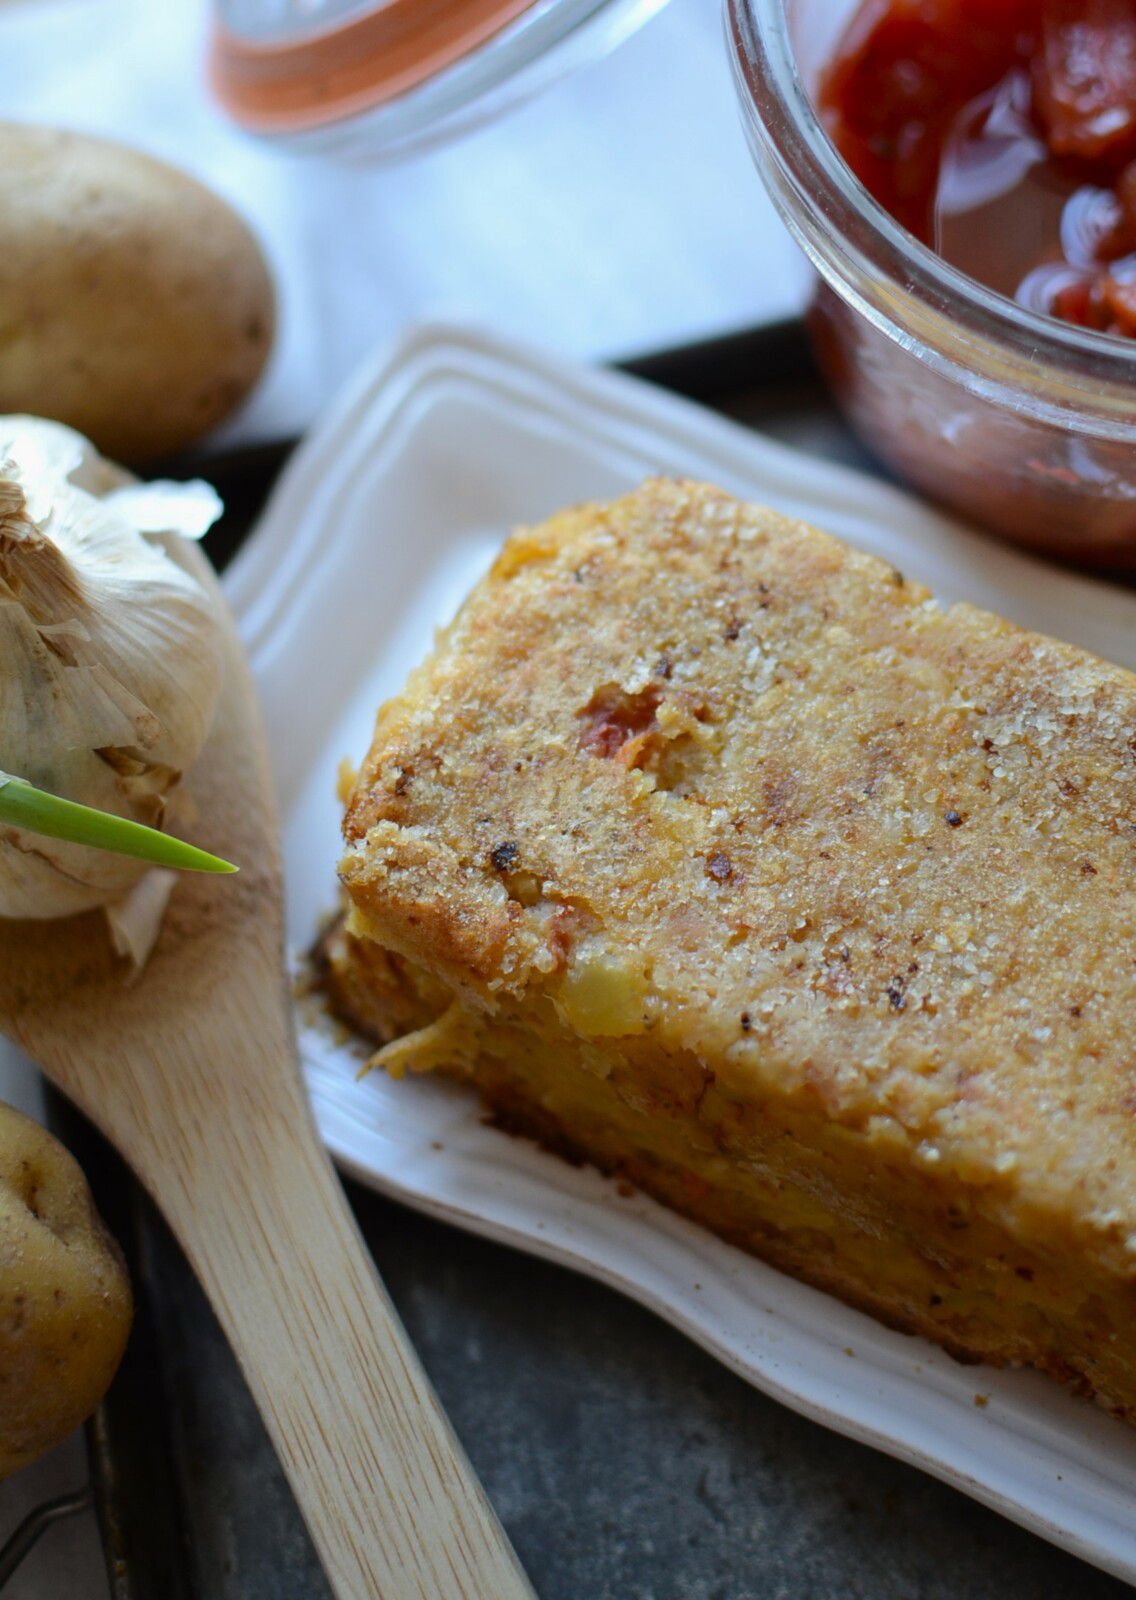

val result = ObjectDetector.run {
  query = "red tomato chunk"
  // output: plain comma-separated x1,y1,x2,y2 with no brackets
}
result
821,0,1136,335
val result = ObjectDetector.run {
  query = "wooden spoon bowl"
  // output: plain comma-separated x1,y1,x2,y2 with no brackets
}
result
0,553,534,1600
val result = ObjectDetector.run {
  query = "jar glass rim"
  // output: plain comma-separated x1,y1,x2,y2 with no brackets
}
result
725,0,1136,397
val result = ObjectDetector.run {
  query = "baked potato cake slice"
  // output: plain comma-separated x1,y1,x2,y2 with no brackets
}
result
336,478,1136,1419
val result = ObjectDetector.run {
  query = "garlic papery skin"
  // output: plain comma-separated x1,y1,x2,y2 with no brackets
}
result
0,417,223,922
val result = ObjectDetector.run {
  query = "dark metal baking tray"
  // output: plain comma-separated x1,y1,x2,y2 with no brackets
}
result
48,320,1135,1600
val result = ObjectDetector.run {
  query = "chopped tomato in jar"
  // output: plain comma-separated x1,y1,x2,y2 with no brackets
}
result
1034,0,1136,161
820,0,1136,335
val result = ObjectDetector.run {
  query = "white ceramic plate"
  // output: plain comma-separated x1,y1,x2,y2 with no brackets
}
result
224,325,1136,1583
225,324,1136,1584
33,323,1136,1579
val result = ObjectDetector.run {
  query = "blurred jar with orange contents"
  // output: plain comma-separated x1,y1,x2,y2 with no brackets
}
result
210,0,670,161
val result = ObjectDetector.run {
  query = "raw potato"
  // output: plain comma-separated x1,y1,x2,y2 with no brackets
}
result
0,122,275,462
0,1103,131,1476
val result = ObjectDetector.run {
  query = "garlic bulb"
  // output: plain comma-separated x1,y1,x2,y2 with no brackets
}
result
0,416,223,923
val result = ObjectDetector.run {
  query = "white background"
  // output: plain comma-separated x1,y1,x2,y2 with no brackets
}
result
1,0,804,448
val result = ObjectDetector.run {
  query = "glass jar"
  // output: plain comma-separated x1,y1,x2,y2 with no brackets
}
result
726,0,1136,568
212,0,669,163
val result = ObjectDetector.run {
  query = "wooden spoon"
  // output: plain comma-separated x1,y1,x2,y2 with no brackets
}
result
0,551,535,1600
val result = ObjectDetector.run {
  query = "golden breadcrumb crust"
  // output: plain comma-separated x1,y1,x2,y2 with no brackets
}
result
337,478,1136,1417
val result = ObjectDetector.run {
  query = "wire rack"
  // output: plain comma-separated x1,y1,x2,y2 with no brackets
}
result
0,1490,93,1589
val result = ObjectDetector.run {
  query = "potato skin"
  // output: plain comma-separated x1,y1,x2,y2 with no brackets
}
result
0,122,274,462
0,1103,131,1476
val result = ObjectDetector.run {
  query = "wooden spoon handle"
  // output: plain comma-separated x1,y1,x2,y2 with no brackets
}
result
0,552,532,1597
157,1029,535,1600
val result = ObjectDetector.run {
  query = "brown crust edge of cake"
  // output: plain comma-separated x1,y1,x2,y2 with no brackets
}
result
470,1077,1115,1413
317,921,1124,1424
